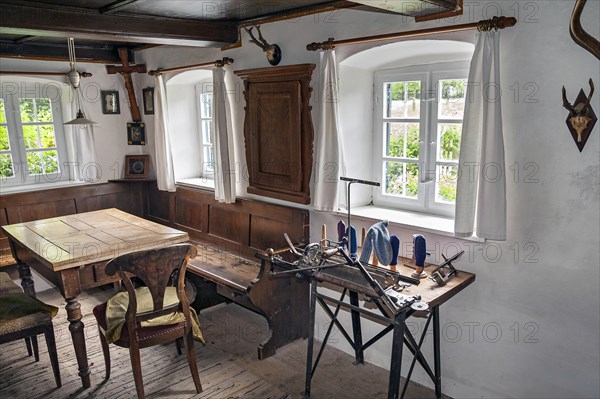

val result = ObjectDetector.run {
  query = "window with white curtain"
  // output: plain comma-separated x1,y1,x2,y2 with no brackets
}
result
0,87,68,187
372,61,468,216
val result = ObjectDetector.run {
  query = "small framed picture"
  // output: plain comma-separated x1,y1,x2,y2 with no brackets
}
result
101,90,120,114
127,122,146,145
143,87,154,115
124,155,149,179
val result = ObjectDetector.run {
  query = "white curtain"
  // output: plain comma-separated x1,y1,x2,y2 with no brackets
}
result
153,75,176,192
66,88,98,182
211,68,236,203
313,49,346,211
454,30,506,240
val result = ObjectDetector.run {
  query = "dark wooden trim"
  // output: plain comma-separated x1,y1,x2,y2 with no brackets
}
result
0,41,129,64
0,2,238,47
99,0,144,14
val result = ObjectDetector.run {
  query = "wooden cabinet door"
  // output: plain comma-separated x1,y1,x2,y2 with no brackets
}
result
247,81,302,192
236,64,315,204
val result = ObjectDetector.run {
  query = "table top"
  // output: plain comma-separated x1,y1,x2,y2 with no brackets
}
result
316,255,475,309
2,208,189,271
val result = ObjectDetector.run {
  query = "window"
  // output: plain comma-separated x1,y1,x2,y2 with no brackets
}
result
196,84,214,177
373,62,468,216
0,88,68,187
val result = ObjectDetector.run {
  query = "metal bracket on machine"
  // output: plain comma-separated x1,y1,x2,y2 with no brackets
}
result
428,250,464,286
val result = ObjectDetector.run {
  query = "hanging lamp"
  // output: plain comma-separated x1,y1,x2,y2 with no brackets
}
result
64,38,97,126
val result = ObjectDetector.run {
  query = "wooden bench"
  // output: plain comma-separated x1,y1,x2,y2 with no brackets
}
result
145,185,310,360
187,243,309,360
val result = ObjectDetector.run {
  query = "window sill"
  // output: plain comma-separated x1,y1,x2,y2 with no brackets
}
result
176,177,215,191
334,205,484,243
0,180,90,195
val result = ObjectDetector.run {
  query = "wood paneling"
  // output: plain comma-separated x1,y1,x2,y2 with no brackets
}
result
146,185,309,260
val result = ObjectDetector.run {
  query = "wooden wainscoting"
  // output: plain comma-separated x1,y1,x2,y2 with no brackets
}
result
0,182,142,266
146,185,310,259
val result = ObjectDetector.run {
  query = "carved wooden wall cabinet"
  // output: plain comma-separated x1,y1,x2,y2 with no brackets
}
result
235,64,315,204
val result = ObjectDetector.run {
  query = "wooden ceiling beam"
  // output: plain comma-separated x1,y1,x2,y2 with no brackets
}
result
0,2,238,47
99,0,145,15
0,41,131,63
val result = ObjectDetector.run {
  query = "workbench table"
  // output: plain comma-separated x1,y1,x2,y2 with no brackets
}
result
305,257,475,399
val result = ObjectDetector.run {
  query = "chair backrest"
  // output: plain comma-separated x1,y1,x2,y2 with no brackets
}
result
105,244,197,325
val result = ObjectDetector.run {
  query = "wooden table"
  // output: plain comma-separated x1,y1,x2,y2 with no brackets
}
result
2,208,189,389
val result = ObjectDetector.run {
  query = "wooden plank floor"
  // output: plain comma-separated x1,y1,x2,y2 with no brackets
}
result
0,286,445,398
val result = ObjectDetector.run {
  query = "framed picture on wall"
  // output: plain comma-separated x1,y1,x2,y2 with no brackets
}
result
101,90,120,114
124,155,149,179
143,87,154,115
127,122,146,145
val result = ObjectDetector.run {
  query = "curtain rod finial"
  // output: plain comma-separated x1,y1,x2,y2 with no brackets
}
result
306,38,335,51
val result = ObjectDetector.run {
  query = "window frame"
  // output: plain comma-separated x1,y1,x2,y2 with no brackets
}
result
194,81,214,180
0,89,68,187
372,61,469,217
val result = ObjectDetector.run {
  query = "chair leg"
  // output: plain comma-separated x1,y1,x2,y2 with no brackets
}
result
129,343,145,399
176,337,183,355
184,331,202,393
31,335,39,362
25,337,33,356
44,325,62,388
98,326,112,381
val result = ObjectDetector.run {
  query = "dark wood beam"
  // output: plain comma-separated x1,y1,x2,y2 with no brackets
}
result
99,0,145,15
14,35,38,44
0,41,131,63
0,2,238,47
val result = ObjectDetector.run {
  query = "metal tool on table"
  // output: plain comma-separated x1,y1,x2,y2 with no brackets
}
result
429,250,465,286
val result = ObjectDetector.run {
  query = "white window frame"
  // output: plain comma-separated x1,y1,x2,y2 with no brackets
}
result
0,88,68,187
372,61,469,217
195,81,214,180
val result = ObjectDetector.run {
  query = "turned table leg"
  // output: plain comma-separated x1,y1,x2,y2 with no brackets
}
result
17,260,36,298
66,297,91,388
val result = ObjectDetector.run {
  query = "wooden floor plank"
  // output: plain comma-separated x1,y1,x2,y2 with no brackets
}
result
1,286,447,399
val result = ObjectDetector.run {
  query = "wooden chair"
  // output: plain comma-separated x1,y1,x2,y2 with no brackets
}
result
0,272,43,361
92,244,202,399
0,293,61,388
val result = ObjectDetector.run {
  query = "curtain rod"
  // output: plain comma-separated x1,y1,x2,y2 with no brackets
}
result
306,16,517,51
0,71,92,77
148,57,234,76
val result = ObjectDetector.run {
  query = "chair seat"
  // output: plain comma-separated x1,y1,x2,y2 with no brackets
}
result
0,272,22,296
93,302,187,347
0,312,52,335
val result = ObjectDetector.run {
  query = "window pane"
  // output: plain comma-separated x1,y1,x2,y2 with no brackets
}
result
385,161,418,198
385,81,421,119
0,126,9,150
22,125,39,149
203,146,214,172
0,99,6,124
439,79,466,119
0,153,14,178
42,150,59,173
19,99,35,122
27,152,43,174
386,122,419,159
202,120,212,144
40,125,56,148
438,123,462,161
36,99,53,122
436,165,458,203
201,93,213,118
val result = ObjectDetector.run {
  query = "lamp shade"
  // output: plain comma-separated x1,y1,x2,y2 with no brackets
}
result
64,109,98,125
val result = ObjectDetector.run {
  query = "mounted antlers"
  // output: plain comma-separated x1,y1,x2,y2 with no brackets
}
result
562,79,595,143
244,25,282,66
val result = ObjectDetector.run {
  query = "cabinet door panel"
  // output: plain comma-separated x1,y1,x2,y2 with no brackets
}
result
249,81,302,191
